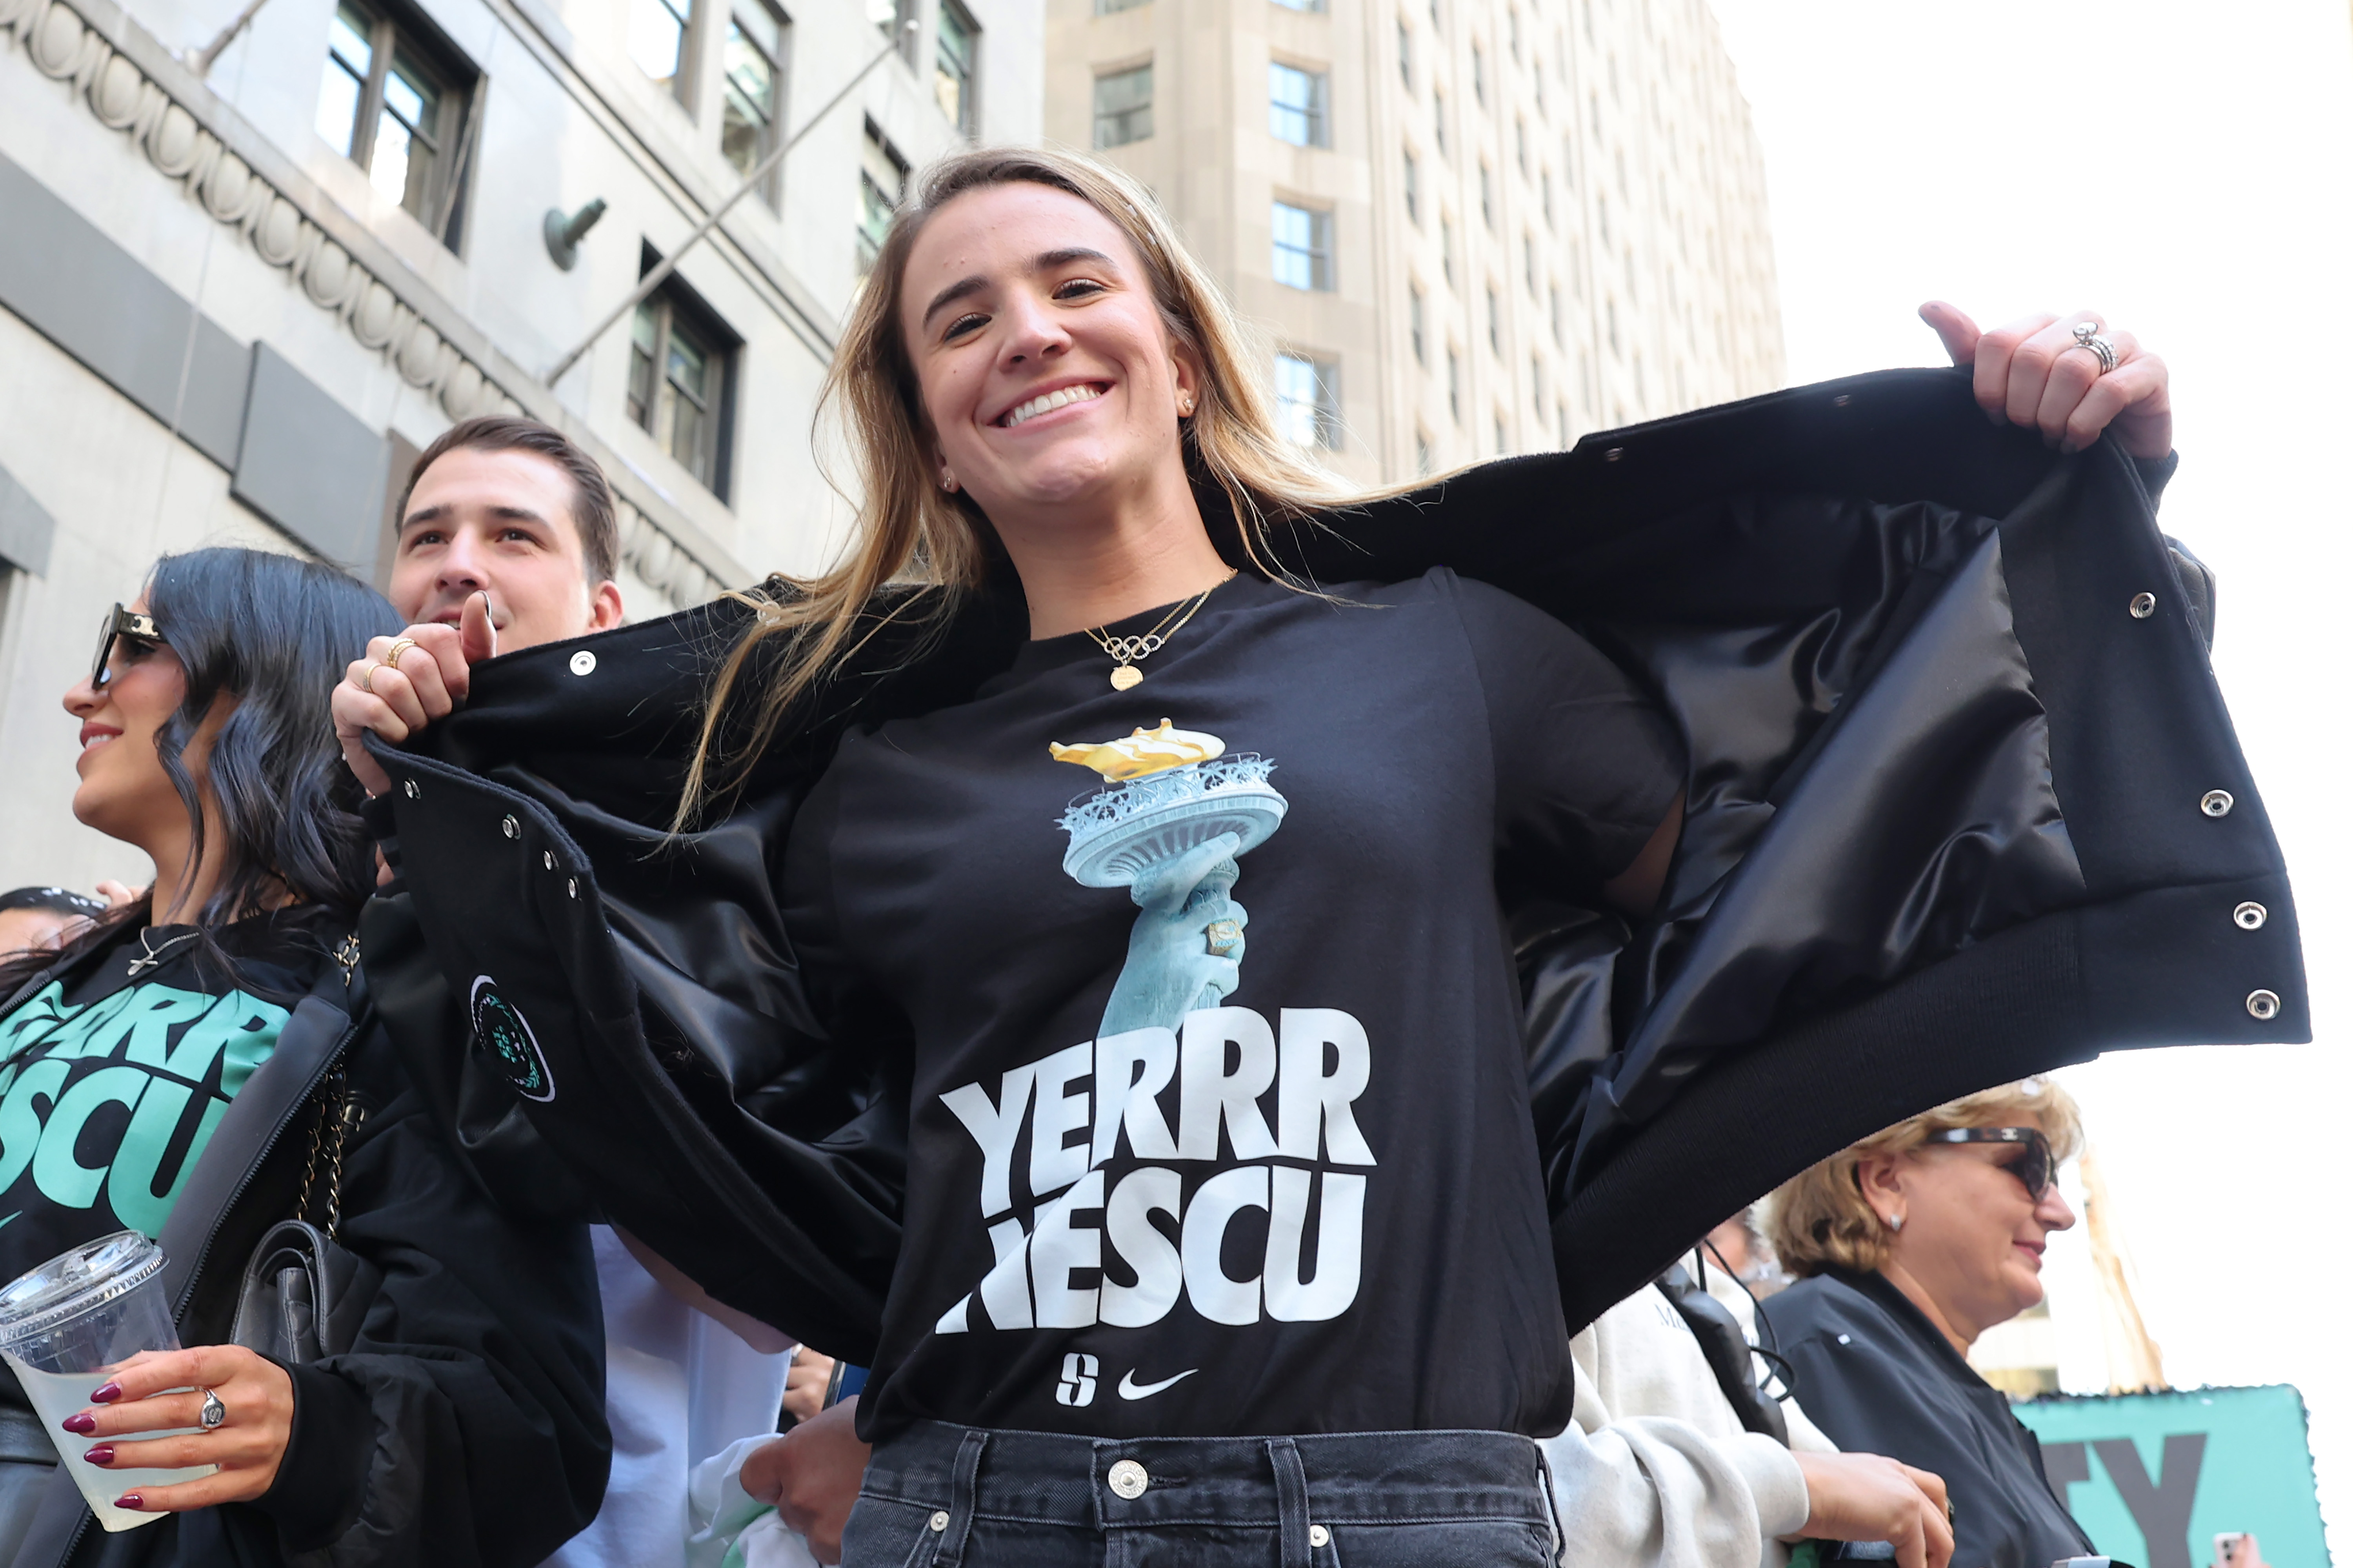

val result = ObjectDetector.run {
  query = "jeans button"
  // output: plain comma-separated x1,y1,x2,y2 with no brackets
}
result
1308,1524,1331,1548
929,1511,949,1532
1107,1459,1149,1499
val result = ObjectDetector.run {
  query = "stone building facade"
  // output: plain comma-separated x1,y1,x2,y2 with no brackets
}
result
1047,0,1781,487
0,0,1041,893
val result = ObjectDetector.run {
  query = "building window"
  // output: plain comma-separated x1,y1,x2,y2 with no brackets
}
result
1432,87,1447,157
1397,18,1412,90
1515,118,1529,177
1507,5,1520,61
1478,162,1494,229
1402,147,1420,223
1409,283,1426,365
1549,283,1564,348
1275,353,1341,449
720,1,786,191
856,118,907,275
1523,233,1536,294
1440,215,1455,286
627,0,695,97
318,0,475,245
1530,352,1543,410
629,285,734,496
1494,412,1506,454
1271,0,1325,13
1471,41,1486,105
1094,62,1153,147
1271,201,1333,291
1096,0,1150,12
1447,346,1461,422
1486,284,1500,353
1540,164,1553,225
1269,62,1330,147
934,0,978,134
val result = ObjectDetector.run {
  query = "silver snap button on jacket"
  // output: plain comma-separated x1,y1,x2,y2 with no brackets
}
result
569,650,597,676
2200,790,2234,818
2129,591,2156,618
2247,989,2281,1020
403,778,420,799
2234,902,2268,930
1106,1459,1149,1499
502,813,520,838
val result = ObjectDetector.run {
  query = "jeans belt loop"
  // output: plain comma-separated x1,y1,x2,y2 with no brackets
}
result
1533,1436,1566,1555
933,1428,989,1567
1267,1437,1313,1567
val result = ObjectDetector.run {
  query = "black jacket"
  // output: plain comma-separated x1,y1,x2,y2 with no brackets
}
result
0,929,609,1568
365,367,2307,1377
1762,1269,2093,1568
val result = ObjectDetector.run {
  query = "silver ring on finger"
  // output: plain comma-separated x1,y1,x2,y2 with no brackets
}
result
198,1388,227,1430
2071,320,2118,376
1204,919,1243,958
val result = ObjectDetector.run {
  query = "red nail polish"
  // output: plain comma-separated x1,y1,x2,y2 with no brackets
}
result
90,1383,122,1404
61,1413,95,1435
114,1492,143,1511
84,1445,113,1466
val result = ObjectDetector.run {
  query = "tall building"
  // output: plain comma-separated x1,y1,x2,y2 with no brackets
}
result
0,0,1041,894
1048,0,1781,487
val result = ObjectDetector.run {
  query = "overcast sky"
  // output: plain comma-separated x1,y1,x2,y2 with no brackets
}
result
1704,0,2353,1550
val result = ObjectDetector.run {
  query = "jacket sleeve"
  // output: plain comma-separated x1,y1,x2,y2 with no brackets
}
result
245,1034,609,1568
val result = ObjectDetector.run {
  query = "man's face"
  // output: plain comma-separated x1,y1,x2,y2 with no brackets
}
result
390,447,622,653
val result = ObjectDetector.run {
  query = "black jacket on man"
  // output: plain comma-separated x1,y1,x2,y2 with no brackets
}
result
363,366,2308,1370
0,930,609,1568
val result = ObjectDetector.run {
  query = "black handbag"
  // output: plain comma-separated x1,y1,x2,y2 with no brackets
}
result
230,1058,381,1363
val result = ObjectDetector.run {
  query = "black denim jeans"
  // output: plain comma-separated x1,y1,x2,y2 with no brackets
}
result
842,1421,1562,1567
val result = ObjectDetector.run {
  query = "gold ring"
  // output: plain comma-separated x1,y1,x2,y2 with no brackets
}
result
358,661,380,695
382,636,420,670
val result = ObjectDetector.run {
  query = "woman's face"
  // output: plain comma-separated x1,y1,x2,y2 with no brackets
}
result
898,182,1198,527
61,597,226,850
1881,1116,2077,1338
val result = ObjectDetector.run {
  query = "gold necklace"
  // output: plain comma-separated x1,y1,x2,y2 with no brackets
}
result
1082,570,1237,690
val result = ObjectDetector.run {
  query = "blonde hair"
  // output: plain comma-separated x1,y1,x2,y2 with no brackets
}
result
679,146,1367,825
1764,1077,2085,1278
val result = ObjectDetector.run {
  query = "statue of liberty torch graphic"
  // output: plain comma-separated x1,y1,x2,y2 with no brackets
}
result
1049,721,1288,1035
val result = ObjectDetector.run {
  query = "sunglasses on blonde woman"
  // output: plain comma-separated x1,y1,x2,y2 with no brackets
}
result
1923,1126,2055,1199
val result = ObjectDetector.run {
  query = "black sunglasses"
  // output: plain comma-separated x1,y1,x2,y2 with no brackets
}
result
1924,1126,2055,1199
89,604,163,692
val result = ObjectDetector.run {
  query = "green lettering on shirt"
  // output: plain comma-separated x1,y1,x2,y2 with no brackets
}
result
108,1082,227,1237
107,987,217,1068
0,1061,71,1196
0,986,68,1057
165,993,290,1089
39,990,134,1060
32,1067,148,1210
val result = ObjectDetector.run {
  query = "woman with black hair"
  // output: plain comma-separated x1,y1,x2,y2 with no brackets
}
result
0,547,607,1567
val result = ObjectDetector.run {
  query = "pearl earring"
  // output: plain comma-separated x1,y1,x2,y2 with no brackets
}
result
940,471,958,493
1885,1212,1904,1233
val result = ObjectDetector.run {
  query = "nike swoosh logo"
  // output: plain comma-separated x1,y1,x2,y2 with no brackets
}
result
1117,1368,1198,1401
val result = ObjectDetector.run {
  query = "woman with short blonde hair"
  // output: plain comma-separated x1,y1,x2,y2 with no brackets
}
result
1762,1077,2097,1568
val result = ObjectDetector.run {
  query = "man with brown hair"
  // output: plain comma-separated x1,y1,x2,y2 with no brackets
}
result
335,417,799,1568
336,415,624,793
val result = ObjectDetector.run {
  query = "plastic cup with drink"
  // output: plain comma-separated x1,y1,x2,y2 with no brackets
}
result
0,1231,216,1531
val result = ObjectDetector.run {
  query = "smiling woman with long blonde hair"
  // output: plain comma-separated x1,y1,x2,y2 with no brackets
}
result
341,143,2189,1567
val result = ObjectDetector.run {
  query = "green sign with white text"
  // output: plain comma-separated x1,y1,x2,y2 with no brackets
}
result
2013,1386,2328,1568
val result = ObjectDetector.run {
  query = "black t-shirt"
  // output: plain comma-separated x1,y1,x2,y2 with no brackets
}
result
0,908,336,1274
787,569,1684,1439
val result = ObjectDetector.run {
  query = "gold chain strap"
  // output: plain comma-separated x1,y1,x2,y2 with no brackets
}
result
295,1066,352,1238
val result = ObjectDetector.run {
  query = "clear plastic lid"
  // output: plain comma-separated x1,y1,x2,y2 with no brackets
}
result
0,1232,165,1346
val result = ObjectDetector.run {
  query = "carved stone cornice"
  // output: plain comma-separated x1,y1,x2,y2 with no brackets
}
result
0,0,738,609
